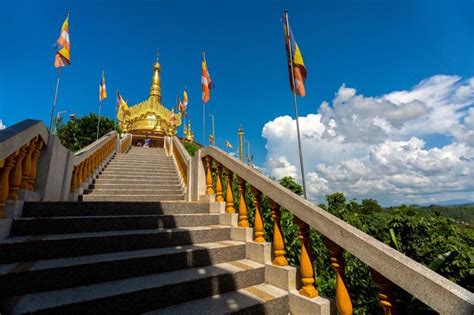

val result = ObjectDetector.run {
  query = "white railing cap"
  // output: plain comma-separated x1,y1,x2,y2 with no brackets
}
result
0,119,49,161
74,131,117,165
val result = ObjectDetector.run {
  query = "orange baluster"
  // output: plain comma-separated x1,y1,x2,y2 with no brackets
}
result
251,187,265,242
237,177,249,227
269,199,288,266
215,164,224,202
20,138,36,189
224,168,235,213
295,217,318,298
0,154,17,217
371,269,397,315
205,156,214,195
27,139,43,190
324,238,352,314
8,144,28,200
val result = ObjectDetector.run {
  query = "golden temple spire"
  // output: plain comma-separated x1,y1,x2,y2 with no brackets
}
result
149,53,162,104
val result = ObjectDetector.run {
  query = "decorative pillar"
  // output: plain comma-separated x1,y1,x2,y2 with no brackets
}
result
20,138,36,189
215,164,224,202
269,199,288,266
0,154,17,217
204,156,214,195
27,139,43,190
324,238,352,314
251,187,265,242
295,217,318,298
237,177,249,227
224,168,235,213
8,144,28,200
238,127,244,162
371,269,397,315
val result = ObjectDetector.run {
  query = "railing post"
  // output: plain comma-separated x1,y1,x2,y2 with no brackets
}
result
204,156,214,195
224,168,235,213
215,163,224,202
295,217,318,298
0,153,17,217
251,187,265,243
8,144,28,200
371,269,397,315
20,137,37,189
28,139,43,190
324,238,353,314
237,177,249,227
269,199,288,266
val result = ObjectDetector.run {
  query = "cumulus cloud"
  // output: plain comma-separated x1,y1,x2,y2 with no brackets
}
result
0,120,5,130
262,75,474,205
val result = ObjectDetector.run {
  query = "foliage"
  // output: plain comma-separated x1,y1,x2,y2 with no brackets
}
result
182,141,201,157
56,113,117,152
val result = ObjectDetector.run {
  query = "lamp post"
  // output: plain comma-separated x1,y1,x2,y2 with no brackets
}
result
245,139,253,167
53,110,69,134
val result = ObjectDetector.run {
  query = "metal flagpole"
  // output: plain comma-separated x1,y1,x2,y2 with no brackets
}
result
202,102,205,145
96,100,102,140
209,114,215,145
49,68,62,131
114,90,118,131
285,10,308,199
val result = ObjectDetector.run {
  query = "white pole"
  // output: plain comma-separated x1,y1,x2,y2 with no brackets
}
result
285,10,308,199
49,68,62,131
209,114,215,145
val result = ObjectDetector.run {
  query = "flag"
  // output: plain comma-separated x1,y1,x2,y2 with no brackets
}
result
99,71,107,102
225,140,233,148
116,91,130,120
183,87,189,107
54,15,71,68
201,55,214,103
283,12,307,97
177,95,187,116
209,134,215,144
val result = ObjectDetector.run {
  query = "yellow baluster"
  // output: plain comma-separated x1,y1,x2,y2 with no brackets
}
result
324,238,352,314
237,177,249,227
27,139,43,190
8,144,28,200
371,269,397,315
295,217,318,298
269,199,288,266
0,154,17,217
20,138,37,189
215,164,224,202
70,165,78,192
224,168,235,213
205,156,214,195
251,187,265,243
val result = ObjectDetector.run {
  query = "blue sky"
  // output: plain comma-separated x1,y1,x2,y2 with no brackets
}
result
1,0,473,204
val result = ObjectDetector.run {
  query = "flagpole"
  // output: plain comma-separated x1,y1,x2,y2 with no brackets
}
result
96,100,102,140
49,68,62,131
285,10,308,200
208,114,215,145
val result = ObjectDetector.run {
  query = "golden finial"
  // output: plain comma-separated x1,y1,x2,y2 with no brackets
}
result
149,51,162,104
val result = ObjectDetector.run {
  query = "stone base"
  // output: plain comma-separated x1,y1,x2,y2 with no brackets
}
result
4,200,24,218
0,219,12,241
246,241,272,264
199,194,215,202
231,227,253,242
289,291,334,315
266,264,300,291
219,213,238,226
209,202,225,213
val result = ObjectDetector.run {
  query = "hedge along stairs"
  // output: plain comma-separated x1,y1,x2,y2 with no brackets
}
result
0,147,296,315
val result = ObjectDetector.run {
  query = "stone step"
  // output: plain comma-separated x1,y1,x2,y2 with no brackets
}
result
10,214,219,236
104,165,177,171
82,194,185,201
22,201,211,217
93,178,181,185
84,188,183,195
89,183,182,190
2,259,264,314
97,174,180,180
0,226,231,264
108,163,175,168
152,283,289,315
0,241,245,297
100,169,178,176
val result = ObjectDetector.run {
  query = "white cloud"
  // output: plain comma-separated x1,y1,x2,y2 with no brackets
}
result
262,75,474,205
0,120,5,130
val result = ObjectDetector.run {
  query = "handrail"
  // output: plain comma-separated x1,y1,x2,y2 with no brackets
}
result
119,134,132,153
0,120,48,216
200,146,474,315
171,136,190,188
70,131,117,194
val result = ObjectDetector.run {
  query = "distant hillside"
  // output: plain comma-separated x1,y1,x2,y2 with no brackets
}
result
387,203,474,226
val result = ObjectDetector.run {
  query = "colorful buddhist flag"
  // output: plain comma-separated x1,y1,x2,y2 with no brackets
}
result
99,71,107,102
183,87,189,107
283,12,307,97
225,140,233,148
177,95,187,117
209,134,215,145
54,15,71,68
201,55,214,103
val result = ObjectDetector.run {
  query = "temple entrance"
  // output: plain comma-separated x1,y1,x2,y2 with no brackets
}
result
131,135,164,148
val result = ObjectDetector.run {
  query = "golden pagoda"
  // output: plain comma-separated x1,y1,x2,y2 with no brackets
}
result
184,121,195,143
117,60,182,147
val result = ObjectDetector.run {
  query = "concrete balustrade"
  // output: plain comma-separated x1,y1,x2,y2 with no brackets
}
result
119,133,132,153
198,146,474,315
170,136,192,201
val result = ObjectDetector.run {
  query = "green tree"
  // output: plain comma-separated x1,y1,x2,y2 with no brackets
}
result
56,113,116,152
279,176,304,196
361,198,382,214
182,141,201,156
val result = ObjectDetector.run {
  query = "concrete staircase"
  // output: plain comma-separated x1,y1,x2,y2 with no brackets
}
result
0,148,289,314
83,147,185,202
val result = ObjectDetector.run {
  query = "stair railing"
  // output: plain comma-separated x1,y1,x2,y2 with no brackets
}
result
171,136,191,199
0,120,48,217
200,146,474,315
119,133,132,153
69,131,117,197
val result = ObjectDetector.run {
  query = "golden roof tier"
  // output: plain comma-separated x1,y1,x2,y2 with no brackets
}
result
117,61,182,137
